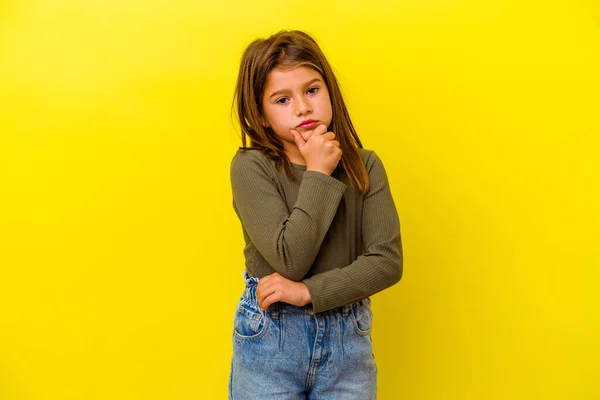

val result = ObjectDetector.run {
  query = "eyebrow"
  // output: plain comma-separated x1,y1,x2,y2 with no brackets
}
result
268,78,322,99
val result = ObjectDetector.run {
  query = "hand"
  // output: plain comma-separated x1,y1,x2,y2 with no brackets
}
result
290,124,342,175
256,272,312,311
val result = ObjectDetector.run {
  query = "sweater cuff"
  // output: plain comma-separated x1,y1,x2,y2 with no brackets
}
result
302,170,347,193
294,171,346,219
303,278,336,314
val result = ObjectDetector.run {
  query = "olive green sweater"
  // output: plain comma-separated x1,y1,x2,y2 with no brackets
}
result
230,148,403,313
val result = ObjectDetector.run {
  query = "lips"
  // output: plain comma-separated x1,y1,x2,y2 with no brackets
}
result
297,119,318,129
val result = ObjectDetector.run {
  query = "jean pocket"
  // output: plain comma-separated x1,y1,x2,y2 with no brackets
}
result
233,301,270,341
350,298,373,336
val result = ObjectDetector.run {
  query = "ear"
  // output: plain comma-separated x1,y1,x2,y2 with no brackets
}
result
259,114,270,128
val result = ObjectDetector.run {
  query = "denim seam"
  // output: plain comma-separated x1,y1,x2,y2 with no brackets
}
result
339,315,344,360
233,312,270,341
350,304,373,336
279,312,284,352
305,314,319,391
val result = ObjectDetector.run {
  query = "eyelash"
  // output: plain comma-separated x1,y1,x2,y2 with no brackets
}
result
276,87,319,105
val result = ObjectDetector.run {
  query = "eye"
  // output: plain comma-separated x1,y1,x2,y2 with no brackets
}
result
307,87,319,94
276,97,289,105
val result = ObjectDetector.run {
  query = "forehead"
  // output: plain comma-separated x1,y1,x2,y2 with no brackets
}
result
264,66,323,91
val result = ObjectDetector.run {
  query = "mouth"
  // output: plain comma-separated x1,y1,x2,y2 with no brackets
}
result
297,119,318,129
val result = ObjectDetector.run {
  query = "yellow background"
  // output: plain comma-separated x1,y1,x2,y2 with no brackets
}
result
1,0,598,398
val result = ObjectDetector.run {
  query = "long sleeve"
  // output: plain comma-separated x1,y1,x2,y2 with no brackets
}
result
302,151,403,313
230,150,347,281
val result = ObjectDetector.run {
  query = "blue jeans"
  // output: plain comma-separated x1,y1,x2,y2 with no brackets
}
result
229,270,377,399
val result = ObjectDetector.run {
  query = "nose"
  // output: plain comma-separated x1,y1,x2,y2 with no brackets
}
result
295,96,312,116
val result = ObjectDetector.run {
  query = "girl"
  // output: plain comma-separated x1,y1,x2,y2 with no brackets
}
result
229,30,403,399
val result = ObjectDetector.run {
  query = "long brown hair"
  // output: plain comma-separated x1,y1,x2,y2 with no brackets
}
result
232,30,370,194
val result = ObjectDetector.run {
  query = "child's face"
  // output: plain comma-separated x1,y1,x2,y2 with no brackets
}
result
260,66,333,149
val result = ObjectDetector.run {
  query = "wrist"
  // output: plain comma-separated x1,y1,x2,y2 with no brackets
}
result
305,166,331,176
301,282,312,306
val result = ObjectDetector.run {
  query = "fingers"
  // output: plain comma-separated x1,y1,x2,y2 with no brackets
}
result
293,125,335,144
299,124,325,142
256,272,311,310
293,124,327,145
261,292,280,311
311,132,337,147
323,131,335,141
257,280,278,311
289,129,305,148
313,124,328,136
257,272,280,310
256,275,272,305
257,288,274,310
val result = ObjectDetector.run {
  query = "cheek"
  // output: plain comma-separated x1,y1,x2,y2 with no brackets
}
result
321,98,333,118
263,108,281,128
271,112,289,128
319,94,332,110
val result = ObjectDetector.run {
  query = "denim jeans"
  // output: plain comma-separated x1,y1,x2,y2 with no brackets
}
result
229,270,377,399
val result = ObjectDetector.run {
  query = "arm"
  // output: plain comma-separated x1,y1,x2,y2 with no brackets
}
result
230,151,347,281
302,151,403,313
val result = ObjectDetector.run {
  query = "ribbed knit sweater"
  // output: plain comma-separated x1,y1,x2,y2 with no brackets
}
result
230,148,403,313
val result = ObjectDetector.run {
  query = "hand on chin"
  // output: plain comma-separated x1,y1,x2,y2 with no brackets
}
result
298,126,317,142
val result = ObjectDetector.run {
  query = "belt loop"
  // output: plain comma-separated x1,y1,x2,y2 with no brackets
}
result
342,304,351,316
270,302,279,319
